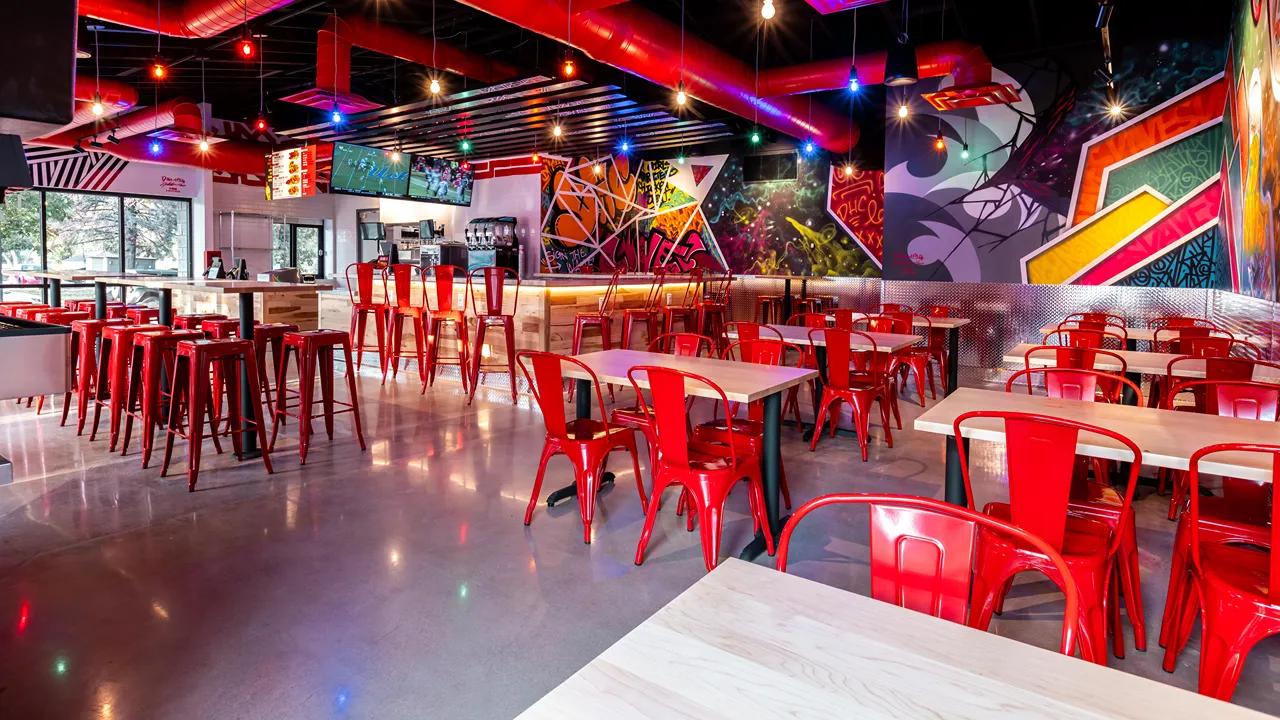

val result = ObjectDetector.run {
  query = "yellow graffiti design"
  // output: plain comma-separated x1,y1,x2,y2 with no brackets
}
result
785,218,869,277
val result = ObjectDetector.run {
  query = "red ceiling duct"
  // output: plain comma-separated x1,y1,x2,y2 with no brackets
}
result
455,0,857,151
36,97,190,147
802,0,891,13
79,0,299,39
284,14,523,114
757,40,1019,109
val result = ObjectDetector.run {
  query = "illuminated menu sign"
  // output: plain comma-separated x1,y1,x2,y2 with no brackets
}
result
265,146,317,200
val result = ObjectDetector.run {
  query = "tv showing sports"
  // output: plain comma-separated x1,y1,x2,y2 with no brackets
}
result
409,155,474,206
330,142,410,198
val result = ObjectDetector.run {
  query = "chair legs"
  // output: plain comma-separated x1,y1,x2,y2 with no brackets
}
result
425,316,471,394
469,318,518,405
636,471,773,572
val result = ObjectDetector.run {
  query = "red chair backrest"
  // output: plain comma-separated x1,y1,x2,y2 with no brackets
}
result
516,351,608,441
953,411,1141,555
641,268,667,312
1186,444,1280,594
1150,315,1216,330
1044,327,1125,351
786,312,830,329
1166,355,1280,385
426,265,465,312
1064,312,1125,327
1022,344,1126,373
875,303,911,313
672,267,705,309
701,272,732,305
724,338,803,368
467,266,519,316
593,267,623,315
628,365,737,471
646,332,712,357
866,313,908,334
387,264,425,309
775,493,1080,656
1006,367,1141,405
831,309,867,329
1164,379,1280,421
345,262,386,306
724,322,783,343
920,305,956,318
810,328,881,391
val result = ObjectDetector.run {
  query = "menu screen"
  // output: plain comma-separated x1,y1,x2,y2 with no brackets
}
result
409,154,474,206
265,146,317,200
330,142,411,198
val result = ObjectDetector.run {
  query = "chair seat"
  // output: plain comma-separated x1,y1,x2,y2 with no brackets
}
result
352,301,388,311
390,306,428,318
611,407,649,428
674,441,755,473
984,502,1112,558
562,417,633,442
697,417,764,437
1201,543,1271,598
431,309,465,321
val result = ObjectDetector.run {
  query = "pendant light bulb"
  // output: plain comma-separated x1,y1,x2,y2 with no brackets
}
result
563,57,575,77
1108,102,1124,117
676,81,687,106
761,0,775,20
849,66,860,93
552,123,563,138
198,137,210,152
429,78,441,95
91,93,104,116
934,134,945,151
390,150,401,162
843,164,854,177
750,129,761,144
961,145,970,160
238,35,255,58
593,162,602,175
255,114,268,132
149,140,162,155
620,140,629,153
331,107,343,124
677,155,686,165
897,103,909,118
460,138,471,153
803,141,815,154
532,151,540,162
151,57,167,79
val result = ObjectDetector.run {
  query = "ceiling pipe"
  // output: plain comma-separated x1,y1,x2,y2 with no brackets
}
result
454,0,857,151
36,99,198,147
757,41,994,96
79,0,299,39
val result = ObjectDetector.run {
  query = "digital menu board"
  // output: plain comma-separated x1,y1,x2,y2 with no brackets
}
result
409,154,474,206
330,142,411,198
265,146,316,200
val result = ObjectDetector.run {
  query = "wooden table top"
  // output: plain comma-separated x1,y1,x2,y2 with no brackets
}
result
23,271,126,281
914,315,970,329
96,277,333,294
518,558,1263,720
1006,343,1280,381
1036,324,1264,344
566,349,816,404
915,388,1278,483
728,325,921,352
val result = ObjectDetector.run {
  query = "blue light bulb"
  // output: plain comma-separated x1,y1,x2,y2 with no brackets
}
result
149,140,162,155
330,109,343,124
620,140,629,152
804,141,814,154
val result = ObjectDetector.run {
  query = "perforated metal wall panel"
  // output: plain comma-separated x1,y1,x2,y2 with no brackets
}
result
1210,291,1279,360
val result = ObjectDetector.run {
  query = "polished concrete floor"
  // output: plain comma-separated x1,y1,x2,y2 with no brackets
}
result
0,369,1276,719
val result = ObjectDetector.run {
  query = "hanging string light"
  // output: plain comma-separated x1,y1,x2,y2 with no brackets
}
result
749,25,761,145
198,56,210,151
329,8,343,124
961,118,970,159
237,2,255,58
429,0,442,94
563,0,576,77
91,26,104,116
255,33,269,132
150,0,167,79
761,0,776,20
675,0,688,107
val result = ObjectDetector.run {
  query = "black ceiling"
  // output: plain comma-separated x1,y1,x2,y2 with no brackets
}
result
78,0,1234,161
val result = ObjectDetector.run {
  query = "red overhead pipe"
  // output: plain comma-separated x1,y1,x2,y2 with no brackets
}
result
454,0,857,151
317,15,521,96
37,98,196,147
757,41,994,96
79,0,299,39
36,131,269,174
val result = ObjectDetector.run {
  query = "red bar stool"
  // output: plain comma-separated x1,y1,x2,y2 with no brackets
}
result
0,301,39,316
161,338,273,491
200,318,254,433
253,323,299,413
424,264,472,393
753,294,782,324
620,269,665,351
383,263,428,384
24,310,88,413
11,305,53,320
465,266,520,404
125,307,160,324
696,272,733,350
346,262,389,375
173,313,227,331
119,329,206,467
568,268,622,402
89,324,169,450
105,305,129,319
63,318,133,435
268,330,366,464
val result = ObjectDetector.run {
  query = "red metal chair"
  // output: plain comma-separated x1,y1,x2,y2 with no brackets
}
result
1004,367,1147,655
160,338,273,491
1043,326,1126,352
873,303,911,313
1021,344,1128,404
831,309,868,330
466,266,520,404
1159,443,1279,700
172,313,227,331
0,301,39,316
893,313,940,406
641,332,714,357
753,294,783,324
808,328,895,461
23,309,87,413
346,262,389,375
64,318,133,435
251,323,299,415
1149,315,1218,331
693,338,802,512
384,263,428,385
1065,312,1127,328
775,493,1081,657
662,268,703,335
629,365,772,571
919,304,958,318
697,272,733,351
620,269,665,351
723,321,783,344
125,307,159,325
268,330,366,464
954,410,1142,665
568,268,622,402
119,329,206,467
90,324,170,451
425,264,472,393
11,305,52,320
518,351,645,543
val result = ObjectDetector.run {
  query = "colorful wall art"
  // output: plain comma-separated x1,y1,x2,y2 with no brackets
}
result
1220,0,1280,301
884,41,1230,289
538,152,883,277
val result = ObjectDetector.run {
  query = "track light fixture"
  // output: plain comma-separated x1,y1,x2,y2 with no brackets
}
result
107,131,120,145
73,143,87,155
89,137,104,150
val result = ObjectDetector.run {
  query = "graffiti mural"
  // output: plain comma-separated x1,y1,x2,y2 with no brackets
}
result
540,152,883,277
885,41,1231,289
1220,0,1280,301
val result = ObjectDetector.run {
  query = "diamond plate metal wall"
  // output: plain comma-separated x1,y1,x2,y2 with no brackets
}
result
1210,291,1279,360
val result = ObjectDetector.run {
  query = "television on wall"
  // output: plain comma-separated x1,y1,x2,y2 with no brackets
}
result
744,152,798,183
409,154,475,207
329,142,411,198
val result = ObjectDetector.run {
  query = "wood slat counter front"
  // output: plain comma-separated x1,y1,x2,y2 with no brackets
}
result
318,276,691,369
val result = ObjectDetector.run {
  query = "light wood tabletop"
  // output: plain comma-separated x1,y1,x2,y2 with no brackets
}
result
1037,324,1264,345
23,271,126,282
727,324,921,352
914,315,970,329
517,558,1265,720
1006,343,1280,381
96,278,334,294
566,349,816,404
915,388,1279,483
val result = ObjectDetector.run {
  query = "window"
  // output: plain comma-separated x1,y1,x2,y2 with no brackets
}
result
125,196,189,276
0,190,44,302
0,190,192,303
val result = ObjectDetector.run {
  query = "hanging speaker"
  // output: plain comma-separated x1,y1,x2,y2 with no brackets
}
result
884,34,919,87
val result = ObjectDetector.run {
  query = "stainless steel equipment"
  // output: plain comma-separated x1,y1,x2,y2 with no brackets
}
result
0,315,72,485
463,217,520,274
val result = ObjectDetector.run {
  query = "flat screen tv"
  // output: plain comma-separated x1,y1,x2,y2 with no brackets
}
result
330,142,410,198
409,154,474,206
743,152,798,184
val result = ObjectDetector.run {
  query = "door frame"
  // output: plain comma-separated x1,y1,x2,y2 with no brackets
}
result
283,223,326,278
